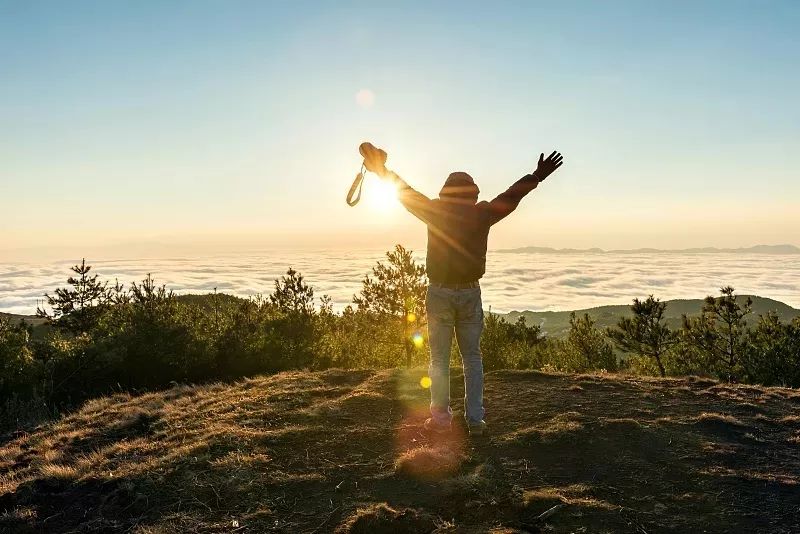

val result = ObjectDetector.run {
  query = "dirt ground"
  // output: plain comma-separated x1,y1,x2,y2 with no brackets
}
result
1,368,799,533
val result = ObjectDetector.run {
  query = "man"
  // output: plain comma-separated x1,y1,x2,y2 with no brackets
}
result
361,143,564,435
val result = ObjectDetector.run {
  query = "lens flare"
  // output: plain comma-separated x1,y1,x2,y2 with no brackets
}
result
355,88,375,108
420,376,432,389
412,332,424,348
365,179,399,213
407,312,416,323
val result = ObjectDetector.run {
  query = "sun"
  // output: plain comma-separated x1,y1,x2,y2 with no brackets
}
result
365,178,399,213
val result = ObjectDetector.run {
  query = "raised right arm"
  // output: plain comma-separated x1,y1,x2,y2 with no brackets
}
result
360,142,436,224
384,169,436,224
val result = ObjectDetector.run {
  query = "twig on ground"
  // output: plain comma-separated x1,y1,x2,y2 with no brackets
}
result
536,503,567,522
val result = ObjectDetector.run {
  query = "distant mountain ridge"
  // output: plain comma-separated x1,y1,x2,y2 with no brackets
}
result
497,244,800,254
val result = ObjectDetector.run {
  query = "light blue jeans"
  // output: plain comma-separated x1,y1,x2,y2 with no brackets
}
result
426,284,485,426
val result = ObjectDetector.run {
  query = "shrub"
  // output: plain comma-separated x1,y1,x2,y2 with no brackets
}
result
742,313,800,387
556,313,616,373
0,318,34,399
481,314,543,370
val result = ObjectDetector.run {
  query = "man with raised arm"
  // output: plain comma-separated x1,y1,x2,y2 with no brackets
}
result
361,144,564,435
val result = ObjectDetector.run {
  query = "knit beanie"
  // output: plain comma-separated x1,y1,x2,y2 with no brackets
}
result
439,171,479,199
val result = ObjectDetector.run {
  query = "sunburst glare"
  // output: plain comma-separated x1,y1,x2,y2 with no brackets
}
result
365,178,399,213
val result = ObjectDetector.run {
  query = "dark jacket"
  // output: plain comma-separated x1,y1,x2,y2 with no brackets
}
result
390,171,542,283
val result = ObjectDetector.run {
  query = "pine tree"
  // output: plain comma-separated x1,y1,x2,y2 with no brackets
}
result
37,259,111,335
353,245,427,367
270,268,315,315
607,296,676,377
680,286,752,381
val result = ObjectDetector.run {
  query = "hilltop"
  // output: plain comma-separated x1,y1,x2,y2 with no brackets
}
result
0,313,46,328
503,295,800,337
1,369,799,533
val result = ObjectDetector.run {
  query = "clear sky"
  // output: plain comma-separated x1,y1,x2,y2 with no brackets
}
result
2,1,799,258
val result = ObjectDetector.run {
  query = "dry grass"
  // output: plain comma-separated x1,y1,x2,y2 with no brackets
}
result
779,415,800,426
502,411,585,443
335,503,440,534
522,483,618,510
37,463,79,481
1,368,799,533
395,446,464,481
695,412,747,426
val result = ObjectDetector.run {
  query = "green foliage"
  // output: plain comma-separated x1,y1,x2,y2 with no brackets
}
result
607,296,676,377
31,331,96,405
0,318,34,398
481,314,543,370
95,275,214,389
556,313,617,373
316,305,400,369
270,268,315,315
353,245,427,319
36,259,122,335
267,268,319,369
353,245,427,366
506,295,798,338
742,313,800,387
679,287,752,381
215,295,290,377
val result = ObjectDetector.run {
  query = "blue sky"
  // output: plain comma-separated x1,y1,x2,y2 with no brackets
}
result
2,1,799,256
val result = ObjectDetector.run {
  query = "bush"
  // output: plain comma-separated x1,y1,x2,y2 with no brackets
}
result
481,314,543,370
742,314,800,387
94,276,215,388
0,318,34,399
554,313,617,373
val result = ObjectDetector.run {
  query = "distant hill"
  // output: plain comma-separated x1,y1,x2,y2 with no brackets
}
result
502,295,800,337
498,244,800,254
0,312,47,327
1,294,244,338
174,292,246,310
2,368,799,532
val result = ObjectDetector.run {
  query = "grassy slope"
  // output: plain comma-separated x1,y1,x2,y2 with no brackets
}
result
0,313,47,328
503,295,800,337
1,369,799,533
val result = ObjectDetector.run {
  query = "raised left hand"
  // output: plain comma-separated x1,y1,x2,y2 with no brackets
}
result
533,151,564,181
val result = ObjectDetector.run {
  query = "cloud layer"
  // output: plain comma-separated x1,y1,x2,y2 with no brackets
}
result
2,251,798,315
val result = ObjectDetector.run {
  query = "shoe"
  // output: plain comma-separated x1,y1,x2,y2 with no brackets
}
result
467,420,487,436
424,418,452,434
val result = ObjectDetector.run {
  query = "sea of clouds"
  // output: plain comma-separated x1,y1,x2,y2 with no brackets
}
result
1,251,798,315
